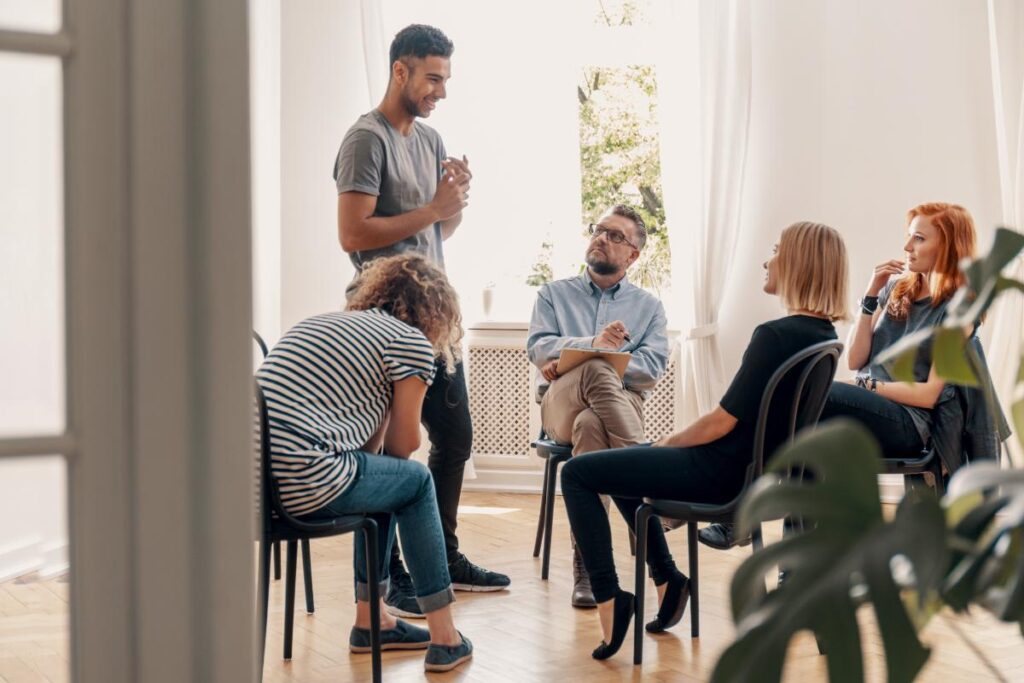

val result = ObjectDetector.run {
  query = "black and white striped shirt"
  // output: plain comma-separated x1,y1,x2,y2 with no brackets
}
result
256,309,436,515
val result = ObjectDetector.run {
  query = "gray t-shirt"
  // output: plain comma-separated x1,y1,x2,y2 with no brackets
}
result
333,109,447,276
861,279,950,445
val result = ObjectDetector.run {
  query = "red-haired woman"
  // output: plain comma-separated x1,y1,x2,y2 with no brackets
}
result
821,202,978,457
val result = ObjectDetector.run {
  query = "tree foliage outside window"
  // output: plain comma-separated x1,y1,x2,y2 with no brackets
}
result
578,63,669,293
525,0,671,293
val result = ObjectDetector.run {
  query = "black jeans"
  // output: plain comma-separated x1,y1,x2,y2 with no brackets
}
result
560,444,745,604
389,359,472,572
820,382,925,457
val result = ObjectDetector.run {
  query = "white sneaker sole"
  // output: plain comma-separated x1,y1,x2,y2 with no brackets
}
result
451,583,509,593
384,603,426,619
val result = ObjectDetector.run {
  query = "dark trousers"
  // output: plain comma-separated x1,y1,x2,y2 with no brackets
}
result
820,382,925,457
390,359,472,572
560,444,745,604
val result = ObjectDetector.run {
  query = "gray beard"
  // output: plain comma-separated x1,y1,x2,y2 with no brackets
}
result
586,253,619,276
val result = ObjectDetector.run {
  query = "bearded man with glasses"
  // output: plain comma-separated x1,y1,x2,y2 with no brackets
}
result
526,204,669,608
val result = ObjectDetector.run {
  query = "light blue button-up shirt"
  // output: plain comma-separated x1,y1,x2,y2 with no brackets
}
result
527,271,670,398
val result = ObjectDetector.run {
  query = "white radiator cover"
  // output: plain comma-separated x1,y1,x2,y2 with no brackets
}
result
463,323,682,492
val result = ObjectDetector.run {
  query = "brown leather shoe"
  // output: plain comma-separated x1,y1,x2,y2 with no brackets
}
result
571,545,596,608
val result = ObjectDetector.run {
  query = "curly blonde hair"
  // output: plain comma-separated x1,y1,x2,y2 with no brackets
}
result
347,254,463,372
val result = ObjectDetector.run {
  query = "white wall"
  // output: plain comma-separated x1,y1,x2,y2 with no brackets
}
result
279,0,363,334
250,0,282,345
718,0,1002,379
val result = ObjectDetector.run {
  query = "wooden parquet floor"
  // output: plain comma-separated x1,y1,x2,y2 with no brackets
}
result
0,491,1021,682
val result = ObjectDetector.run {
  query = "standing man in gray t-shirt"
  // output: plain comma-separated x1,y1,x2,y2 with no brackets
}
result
333,24,511,618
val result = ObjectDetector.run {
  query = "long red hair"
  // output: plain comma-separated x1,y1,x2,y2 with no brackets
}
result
886,202,977,320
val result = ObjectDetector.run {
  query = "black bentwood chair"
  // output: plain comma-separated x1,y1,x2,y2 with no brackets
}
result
632,340,843,664
254,382,383,683
531,431,637,580
254,331,315,598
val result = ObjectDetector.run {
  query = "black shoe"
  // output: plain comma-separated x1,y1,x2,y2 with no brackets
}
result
384,569,424,619
697,522,751,550
571,545,596,608
592,590,635,660
448,554,510,592
645,572,690,633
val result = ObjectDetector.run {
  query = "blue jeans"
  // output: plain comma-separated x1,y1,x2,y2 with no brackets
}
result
305,451,455,613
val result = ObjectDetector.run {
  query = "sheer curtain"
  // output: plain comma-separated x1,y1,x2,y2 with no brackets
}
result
360,0,388,105
983,0,1024,466
657,0,753,423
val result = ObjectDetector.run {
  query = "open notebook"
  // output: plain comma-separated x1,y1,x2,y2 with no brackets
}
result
555,348,631,379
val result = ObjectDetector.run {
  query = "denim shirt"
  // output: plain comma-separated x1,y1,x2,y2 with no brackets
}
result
527,271,669,399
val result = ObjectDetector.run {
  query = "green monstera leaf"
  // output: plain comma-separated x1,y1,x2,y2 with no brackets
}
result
942,464,1024,632
711,421,948,683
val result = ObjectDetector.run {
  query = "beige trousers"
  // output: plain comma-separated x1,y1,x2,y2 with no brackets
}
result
540,359,645,456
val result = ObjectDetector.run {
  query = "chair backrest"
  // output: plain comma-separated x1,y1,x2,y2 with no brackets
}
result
747,339,844,485
253,330,269,358
254,380,339,534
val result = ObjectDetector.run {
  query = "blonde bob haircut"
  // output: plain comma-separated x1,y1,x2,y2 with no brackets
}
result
347,254,464,373
775,221,850,322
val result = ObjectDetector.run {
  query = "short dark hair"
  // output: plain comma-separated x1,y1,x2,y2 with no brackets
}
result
389,24,454,67
609,204,647,250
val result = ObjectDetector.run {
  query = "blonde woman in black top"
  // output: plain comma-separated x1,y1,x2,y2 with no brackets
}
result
560,222,849,659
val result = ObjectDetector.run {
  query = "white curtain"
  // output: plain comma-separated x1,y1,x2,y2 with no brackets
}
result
983,0,1024,466
658,0,753,424
360,0,389,105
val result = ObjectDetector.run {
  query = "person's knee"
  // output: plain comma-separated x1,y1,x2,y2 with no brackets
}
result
560,456,591,493
427,414,473,461
578,359,619,386
572,410,606,447
560,457,580,490
406,460,434,495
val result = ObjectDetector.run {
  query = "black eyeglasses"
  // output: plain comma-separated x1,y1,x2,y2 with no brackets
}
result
587,223,638,249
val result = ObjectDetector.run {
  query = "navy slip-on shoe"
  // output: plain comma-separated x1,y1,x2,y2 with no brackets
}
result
424,633,473,672
349,619,431,653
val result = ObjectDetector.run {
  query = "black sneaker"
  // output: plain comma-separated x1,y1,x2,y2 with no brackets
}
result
384,569,424,619
447,554,510,592
697,522,752,550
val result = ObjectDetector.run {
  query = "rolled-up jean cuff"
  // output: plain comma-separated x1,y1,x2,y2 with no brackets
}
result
417,585,456,613
354,579,390,603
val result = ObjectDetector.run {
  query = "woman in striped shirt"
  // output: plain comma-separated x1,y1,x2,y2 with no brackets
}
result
256,254,472,672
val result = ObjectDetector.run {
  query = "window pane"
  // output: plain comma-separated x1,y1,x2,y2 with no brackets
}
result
0,0,61,33
577,63,670,292
0,54,65,437
0,456,69,683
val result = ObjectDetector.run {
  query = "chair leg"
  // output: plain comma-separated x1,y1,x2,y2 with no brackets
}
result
752,524,764,553
688,522,699,638
257,540,271,676
533,457,551,558
301,539,315,614
541,457,560,580
273,540,281,580
363,521,382,683
628,527,637,557
283,540,298,660
633,505,652,665
932,460,946,497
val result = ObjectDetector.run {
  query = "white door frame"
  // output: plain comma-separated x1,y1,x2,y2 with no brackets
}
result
1,1,256,680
